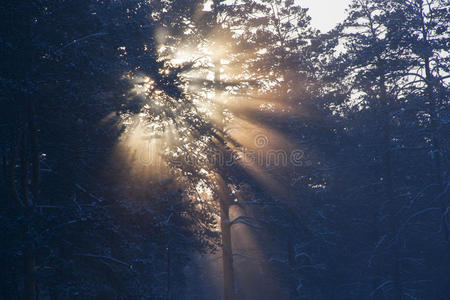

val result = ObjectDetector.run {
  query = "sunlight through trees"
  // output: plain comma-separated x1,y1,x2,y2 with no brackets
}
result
0,0,448,299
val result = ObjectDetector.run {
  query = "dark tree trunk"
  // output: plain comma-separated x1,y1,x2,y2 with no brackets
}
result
423,52,449,299
378,69,402,300
216,174,235,300
23,239,36,300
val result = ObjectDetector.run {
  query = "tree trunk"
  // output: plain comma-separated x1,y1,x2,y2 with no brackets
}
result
423,53,449,299
23,240,36,300
20,96,39,300
211,28,235,299
215,174,235,300
378,69,402,300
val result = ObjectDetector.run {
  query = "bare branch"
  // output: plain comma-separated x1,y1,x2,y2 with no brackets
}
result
59,32,108,51
229,216,262,229
74,253,131,268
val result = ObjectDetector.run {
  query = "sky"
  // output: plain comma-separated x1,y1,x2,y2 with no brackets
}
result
299,0,352,32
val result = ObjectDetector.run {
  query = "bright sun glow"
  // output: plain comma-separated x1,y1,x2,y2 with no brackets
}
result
117,10,302,197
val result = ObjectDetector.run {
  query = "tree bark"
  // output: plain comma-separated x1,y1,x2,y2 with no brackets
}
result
215,173,235,300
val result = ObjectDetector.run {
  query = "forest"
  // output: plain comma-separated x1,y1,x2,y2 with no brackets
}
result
0,0,449,299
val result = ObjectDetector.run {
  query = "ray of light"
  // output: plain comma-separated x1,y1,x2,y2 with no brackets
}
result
109,14,313,298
